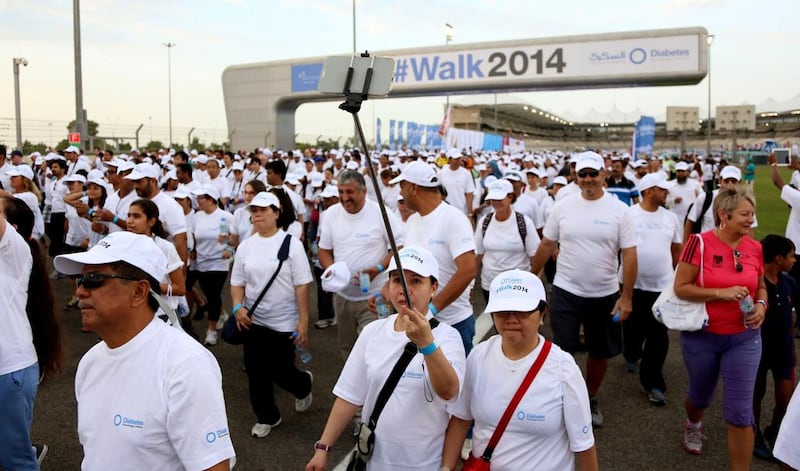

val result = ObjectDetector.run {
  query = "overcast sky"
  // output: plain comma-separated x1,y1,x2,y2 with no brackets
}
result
2,0,798,147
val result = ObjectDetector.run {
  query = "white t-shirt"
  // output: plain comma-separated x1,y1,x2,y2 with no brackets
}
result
151,191,188,239
620,205,682,292
773,383,800,469
450,335,594,471
76,319,235,471
192,208,231,272
667,179,701,223
65,200,91,247
780,185,800,253
14,192,45,240
403,202,475,325
318,200,403,301
231,206,253,243
475,211,540,290
438,166,474,215
231,231,312,332
104,190,138,234
554,182,579,202
513,192,544,229
47,176,68,213
540,195,556,225
333,315,466,471
207,176,231,206
153,236,186,310
544,192,639,297
0,221,36,376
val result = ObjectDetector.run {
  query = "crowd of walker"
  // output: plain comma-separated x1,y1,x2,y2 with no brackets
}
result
2,141,800,470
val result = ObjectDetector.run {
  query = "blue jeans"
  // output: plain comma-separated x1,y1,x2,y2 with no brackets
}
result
451,315,476,356
0,362,39,470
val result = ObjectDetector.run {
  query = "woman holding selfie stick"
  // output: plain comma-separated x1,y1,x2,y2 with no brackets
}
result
306,246,466,471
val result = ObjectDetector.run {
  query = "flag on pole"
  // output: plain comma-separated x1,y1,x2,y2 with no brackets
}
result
376,118,382,150
438,105,451,137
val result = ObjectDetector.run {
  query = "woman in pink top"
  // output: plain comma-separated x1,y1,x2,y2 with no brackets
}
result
674,186,766,470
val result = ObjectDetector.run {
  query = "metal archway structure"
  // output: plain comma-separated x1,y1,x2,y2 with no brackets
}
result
222,27,708,150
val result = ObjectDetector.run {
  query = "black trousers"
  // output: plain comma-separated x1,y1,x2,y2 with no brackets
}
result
46,212,66,257
314,265,334,321
195,270,228,322
623,289,669,392
243,324,312,424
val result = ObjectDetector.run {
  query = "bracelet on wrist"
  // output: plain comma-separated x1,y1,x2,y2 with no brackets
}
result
419,342,437,356
112,215,119,224
376,263,384,273
314,441,332,452
428,301,439,316
232,303,244,314
756,299,767,308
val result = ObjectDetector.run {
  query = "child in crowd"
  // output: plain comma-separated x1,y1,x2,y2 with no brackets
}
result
753,235,798,460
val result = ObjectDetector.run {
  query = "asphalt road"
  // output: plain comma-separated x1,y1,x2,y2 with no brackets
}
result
32,276,788,471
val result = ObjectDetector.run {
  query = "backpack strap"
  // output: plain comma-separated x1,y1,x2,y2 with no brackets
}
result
515,211,527,251
481,212,494,239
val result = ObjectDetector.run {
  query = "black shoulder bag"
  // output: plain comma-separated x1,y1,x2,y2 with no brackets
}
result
221,234,292,345
347,319,440,471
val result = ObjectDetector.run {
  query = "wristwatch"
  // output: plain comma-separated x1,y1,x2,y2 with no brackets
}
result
314,441,332,452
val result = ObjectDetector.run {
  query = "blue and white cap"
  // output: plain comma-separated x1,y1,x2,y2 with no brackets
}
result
387,245,440,281
485,269,546,314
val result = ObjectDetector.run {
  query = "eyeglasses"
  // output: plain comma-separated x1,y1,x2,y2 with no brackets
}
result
73,272,140,290
733,249,743,272
577,170,600,178
492,311,538,320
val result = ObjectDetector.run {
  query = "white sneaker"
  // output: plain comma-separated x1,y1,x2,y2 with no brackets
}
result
216,311,229,330
460,438,473,461
204,330,218,346
251,418,282,438
295,371,313,412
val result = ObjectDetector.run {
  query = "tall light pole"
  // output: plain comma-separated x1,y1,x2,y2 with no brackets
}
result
13,57,28,151
706,34,714,157
73,0,86,148
445,23,454,110
164,42,175,148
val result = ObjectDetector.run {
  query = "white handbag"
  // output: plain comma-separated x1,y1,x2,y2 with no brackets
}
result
652,235,709,331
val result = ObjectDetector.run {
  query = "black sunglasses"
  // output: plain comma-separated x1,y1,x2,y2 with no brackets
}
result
74,272,140,290
733,249,743,273
492,311,538,319
577,170,600,178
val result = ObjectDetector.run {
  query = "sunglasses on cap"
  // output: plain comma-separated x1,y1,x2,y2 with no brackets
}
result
577,169,600,178
73,272,140,290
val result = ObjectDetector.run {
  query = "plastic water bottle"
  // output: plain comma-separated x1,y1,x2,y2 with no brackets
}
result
292,332,312,364
310,241,319,256
375,293,390,319
359,271,371,294
740,295,754,328
219,217,229,237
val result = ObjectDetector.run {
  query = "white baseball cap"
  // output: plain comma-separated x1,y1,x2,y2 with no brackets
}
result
125,163,160,181
173,187,191,199
485,269,547,314
389,161,440,188
321,261,350,293
720,166,741,181
63,174,87,184
675,161,690,171
485,179,514,201
575,151,604,171
320,185,339,199
6,165,34,180
64,145,80,154
446,148,462,159
503,172,523,183
192,184,221,201
247,191,281,208
387,245,440,281
638,173,675,192
54,231,167,283
632,160,649,169
552,176,569,186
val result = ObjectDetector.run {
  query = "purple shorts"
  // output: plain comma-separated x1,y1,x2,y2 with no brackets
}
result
680,328,761,427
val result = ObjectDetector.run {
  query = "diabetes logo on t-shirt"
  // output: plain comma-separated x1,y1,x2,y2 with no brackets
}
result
205,428,230,444
113,414,144,429
515,410,545,422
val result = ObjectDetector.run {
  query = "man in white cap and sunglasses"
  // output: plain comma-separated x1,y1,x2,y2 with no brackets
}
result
54,231,235,471
531,151,639,428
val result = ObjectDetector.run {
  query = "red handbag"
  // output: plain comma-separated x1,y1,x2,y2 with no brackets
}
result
461,340,552,471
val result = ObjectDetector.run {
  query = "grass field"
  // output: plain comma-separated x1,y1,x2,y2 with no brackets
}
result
749,165,793,240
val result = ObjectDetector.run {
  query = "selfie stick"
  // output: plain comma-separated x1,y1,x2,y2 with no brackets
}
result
338,52,412,308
